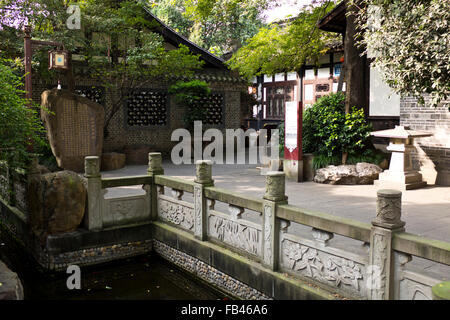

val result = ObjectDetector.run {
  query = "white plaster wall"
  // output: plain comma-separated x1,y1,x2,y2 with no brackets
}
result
369,67,400,116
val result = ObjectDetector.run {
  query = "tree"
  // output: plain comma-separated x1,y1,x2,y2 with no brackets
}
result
168,80,211,131
148,0,273,56
0,58,45,168
227,1,341,79
351,0,450,107
0,0,205,136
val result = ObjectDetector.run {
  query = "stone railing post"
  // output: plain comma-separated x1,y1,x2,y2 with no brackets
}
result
84,156,102,231
148,152,164,221
368,189,405,300
194,160,214,240
262,171,288,271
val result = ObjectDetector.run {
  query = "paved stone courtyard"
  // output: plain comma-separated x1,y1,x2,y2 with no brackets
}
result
102,160,450,281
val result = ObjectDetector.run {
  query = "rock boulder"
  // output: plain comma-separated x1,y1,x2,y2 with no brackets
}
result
41,89,105,173
314,162,382,185
28,170,86,243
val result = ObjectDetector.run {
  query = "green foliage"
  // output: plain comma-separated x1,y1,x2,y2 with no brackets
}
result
168,80,211,129
0,0,204,134
0,58,46,169
149,0,271,56
228,1,341,79
303,92,373,162
352,0,450,107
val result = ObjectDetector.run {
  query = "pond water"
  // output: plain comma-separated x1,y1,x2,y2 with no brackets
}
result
0,228,229,300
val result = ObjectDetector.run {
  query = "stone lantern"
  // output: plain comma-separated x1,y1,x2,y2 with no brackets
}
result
371,125,432,190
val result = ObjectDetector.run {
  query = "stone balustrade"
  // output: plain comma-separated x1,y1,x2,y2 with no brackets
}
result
1,153,448,299
81,153,450,300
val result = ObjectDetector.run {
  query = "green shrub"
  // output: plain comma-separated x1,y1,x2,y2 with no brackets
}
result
303,92,375,167
168,80,211,130
0,58,46,169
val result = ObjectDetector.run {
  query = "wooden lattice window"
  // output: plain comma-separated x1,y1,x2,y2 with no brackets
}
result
202,93,224,125
75,86,104,105
126,89,167,126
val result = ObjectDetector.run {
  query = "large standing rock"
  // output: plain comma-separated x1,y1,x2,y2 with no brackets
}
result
28,171,86,243
314,162,382,185
41,89,105,173
0,260,24,300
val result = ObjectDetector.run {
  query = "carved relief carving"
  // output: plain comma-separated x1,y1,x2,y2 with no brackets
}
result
111,200,134,220
282,239,364,292
158,197,194,230
370,233,387,300
263,203,273,263
209,214,261,256
194,185,203,235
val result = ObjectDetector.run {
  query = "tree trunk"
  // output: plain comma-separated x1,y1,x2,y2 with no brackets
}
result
344,0,367,115
342,0,368,164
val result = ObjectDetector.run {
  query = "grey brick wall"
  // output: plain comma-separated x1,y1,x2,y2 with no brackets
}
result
32,70,246,158
400,96,450,185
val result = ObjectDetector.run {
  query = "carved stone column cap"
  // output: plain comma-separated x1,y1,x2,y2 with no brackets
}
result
148,152,164,175
374,188,404,230
195,160,214,185
195,159,213,165
84,156,100,177
265,171,285,177
264,171,287,202
377,189,402,198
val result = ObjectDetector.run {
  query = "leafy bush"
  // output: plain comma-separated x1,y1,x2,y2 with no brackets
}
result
168,80,211,130
0,58,46,169
303,92,374,166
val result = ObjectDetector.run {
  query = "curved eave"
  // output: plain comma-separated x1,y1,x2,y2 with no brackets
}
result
141,5,227,70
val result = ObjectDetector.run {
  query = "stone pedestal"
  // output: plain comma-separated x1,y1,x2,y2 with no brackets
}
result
283,159,303,182
194,160,213,241
262,171,288,271
371,126,432,190
101,152,126,171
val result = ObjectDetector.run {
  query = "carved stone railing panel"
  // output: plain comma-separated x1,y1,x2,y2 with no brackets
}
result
208,207,263,258
157,193,194,232
393,251,442,300
280,233,368,297
102,184,151,228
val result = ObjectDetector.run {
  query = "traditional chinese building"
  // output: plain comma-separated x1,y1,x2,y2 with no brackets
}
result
31,7,246,160
317,1,450,186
